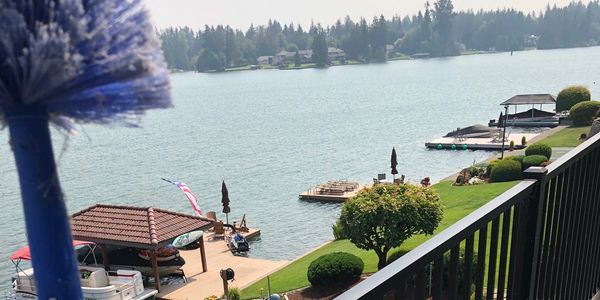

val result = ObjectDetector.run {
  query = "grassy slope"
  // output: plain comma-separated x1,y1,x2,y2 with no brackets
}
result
536,126,591,147
241,180,518,298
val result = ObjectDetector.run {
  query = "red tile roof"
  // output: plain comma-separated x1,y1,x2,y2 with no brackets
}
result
71,204,213,249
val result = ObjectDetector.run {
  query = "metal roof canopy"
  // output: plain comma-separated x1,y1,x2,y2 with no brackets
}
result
500,94,556,106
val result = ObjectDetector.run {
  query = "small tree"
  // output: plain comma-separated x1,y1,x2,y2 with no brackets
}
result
337,184,443,270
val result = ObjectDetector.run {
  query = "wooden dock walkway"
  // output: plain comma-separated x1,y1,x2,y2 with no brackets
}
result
426,133,539,151
299,181,367,202
156,228,288,300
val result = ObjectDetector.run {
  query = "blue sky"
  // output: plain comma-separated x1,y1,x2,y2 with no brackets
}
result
146,0,585,30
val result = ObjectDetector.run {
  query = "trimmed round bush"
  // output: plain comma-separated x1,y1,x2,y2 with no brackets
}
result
525,143,552,159
557,86,591,111
570,101,600,126
485,159,502,178
506,155,526,165
490,160,522,182
307,252,364,286
522,155,549,170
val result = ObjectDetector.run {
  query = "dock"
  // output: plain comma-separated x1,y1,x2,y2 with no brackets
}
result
426,133,540,151
299,180,367,202
156,228,288,300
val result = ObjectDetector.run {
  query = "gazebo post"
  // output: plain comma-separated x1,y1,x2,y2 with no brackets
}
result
99,244,110,271
199,237,208,272
150,250,161,292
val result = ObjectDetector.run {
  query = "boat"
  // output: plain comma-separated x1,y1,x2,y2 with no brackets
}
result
10,241,158,300
226,232,250,255
444,124,500,139
489,108,559,127
78,246,185,277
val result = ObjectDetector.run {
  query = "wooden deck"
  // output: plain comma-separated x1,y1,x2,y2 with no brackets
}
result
156,228,288,299
299,183,367,202
426,133,539,151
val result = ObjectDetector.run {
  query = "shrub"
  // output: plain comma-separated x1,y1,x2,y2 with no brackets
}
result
509,140,515,151
557,85,591,111
522,136,527,146
307,252,364,287
506,155,526,165
332,220,346,240
485,159,502,178
525,143,553,159
490,160,522,182
387,249,411,264
570,101,600,126
522,155,549,170
468,165,485,177
227,287,241,300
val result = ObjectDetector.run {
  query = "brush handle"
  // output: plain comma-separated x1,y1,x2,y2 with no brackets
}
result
7,108,82,299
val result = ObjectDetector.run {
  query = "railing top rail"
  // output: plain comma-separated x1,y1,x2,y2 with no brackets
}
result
336,180,537,300
545,130,600,178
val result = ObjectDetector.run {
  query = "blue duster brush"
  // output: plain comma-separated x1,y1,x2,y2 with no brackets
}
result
0,0,171,298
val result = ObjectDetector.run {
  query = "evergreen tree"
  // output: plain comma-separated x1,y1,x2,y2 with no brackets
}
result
158,0,600,69
311,26,329,66
432,0,458,56
196,50,223,72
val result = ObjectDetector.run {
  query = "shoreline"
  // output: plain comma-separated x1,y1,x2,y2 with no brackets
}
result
170,50,500,75
171,45,600,75
240,125,571,296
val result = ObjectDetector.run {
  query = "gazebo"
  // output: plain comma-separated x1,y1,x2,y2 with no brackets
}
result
71,204,214,292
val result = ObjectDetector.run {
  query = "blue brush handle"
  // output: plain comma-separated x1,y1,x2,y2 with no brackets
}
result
7,107,82,299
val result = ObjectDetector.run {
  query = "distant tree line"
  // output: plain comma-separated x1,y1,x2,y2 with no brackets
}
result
158,0,600,71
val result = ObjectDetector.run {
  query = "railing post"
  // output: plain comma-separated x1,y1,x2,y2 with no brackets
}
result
514,167,548,299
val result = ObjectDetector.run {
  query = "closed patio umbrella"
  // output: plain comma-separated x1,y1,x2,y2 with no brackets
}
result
222,181,231,225
391,147,398,181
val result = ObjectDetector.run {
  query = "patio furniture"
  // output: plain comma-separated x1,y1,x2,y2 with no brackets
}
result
212,221,225,239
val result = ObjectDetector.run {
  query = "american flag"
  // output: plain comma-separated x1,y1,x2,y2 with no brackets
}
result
161,178,203,217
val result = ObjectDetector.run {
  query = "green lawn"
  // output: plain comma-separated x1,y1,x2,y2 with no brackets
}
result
537,126,591,147
241,180,519,299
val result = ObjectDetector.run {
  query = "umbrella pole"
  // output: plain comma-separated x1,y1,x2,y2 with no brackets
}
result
226,213,229,226
7,110,82,299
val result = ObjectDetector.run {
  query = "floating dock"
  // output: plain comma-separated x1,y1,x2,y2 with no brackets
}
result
426,133,540,151
299,180,367,202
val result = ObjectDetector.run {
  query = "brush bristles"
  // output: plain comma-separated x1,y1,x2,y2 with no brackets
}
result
0,0,171,129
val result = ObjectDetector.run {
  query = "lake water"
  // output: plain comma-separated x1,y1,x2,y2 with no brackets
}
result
1,47,600,292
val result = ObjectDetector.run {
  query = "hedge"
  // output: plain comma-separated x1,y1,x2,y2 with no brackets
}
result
506,155,526,165
307,252,364,287
522,155,549,170
490,160,522,182
557,86,591,111
570,101,600,126
525,143,552,159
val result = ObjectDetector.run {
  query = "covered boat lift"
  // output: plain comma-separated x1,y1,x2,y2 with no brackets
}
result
489,94,559,127
71,204,214,292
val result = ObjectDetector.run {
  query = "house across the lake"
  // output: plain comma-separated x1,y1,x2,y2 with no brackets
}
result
257,56,273,65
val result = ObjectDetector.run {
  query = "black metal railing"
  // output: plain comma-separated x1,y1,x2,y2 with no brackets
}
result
337,132,600,300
